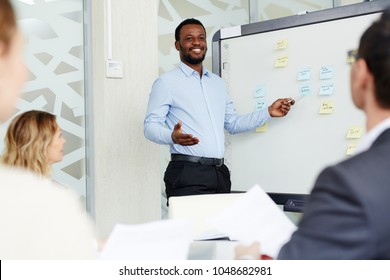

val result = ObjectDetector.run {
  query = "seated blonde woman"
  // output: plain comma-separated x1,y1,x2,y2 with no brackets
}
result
2,110,65,176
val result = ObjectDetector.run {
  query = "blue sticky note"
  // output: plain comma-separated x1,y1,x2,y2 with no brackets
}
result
255,98,267,111
254,85,267,98
297,68,311,81
299,84,312,96
319,66,334,80
319,83,335,96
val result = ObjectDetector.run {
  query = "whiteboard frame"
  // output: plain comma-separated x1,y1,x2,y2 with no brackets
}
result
213,1,388,75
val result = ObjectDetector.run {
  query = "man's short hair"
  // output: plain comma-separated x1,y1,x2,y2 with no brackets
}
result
175,18,206,42
359,7,390,108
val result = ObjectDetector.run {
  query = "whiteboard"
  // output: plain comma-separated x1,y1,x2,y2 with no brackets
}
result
213,2,387,195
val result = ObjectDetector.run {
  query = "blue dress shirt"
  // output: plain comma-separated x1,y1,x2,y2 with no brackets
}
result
144,62,271,158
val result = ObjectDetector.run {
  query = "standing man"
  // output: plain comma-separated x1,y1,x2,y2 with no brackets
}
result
144,18,294,201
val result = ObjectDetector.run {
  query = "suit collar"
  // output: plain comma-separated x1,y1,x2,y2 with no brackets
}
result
356,117,390,154
371,128,390,148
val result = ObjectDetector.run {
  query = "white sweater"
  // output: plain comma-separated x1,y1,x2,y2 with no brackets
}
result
0,165,96,259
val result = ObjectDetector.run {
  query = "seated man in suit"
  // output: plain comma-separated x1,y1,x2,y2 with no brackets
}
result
236,7,390,260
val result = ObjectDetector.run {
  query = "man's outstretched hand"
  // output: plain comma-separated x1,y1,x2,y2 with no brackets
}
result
171,121,199,146
268,98,295,117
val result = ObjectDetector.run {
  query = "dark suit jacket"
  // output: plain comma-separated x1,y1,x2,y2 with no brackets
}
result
278,128,390,259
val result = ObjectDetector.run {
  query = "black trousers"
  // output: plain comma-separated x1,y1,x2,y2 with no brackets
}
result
164,161,231,202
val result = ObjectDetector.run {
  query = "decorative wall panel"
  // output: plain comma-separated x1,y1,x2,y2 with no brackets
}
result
0,0,86,201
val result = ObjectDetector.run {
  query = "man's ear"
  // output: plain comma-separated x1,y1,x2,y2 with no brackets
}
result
357,59,374,91
174,41,180,51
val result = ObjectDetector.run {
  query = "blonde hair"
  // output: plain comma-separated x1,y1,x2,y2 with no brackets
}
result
2,110,58,176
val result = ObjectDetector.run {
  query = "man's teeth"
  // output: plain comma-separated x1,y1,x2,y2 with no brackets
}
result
192,49,201,53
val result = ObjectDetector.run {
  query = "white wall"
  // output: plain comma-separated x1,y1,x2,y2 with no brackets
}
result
91,0,160,238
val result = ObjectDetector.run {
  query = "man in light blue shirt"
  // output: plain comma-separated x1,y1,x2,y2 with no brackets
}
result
144,18,294,201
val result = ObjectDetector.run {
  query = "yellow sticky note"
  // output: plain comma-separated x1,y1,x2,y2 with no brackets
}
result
275,39,288,50
347,126,363,139
256,123,268,133
346,142,358,156
319,100,334,114
346,56,354,64
275,56,288,68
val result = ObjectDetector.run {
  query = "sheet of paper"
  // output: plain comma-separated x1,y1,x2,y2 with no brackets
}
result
297,68,311,81
319,65,334,80
208,185,297,258
99,219,193,260
347,126,363,139
319,100,334,114
319,83,335,96
193,229,230,241
274,39,288,50
275,56,288,68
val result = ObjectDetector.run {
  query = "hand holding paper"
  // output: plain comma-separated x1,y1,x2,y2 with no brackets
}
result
208,185,297,258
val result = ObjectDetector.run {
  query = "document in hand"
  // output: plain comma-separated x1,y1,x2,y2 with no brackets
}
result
99,219,193,260
208,185,297,258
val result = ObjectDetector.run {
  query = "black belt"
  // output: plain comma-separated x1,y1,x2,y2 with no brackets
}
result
171,154,224,167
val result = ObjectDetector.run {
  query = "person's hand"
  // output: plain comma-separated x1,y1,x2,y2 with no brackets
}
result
171,121,199,146
268,98,295,117
234,241,260,260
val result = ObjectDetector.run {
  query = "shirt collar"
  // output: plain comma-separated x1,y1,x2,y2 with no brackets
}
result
179,61,209,77
355,117,390,154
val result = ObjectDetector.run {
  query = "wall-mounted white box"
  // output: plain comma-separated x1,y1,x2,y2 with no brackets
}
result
106,59,123,78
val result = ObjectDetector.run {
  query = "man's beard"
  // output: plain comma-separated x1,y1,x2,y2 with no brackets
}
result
180,45,207,65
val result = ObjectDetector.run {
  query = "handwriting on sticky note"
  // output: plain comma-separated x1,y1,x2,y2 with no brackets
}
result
297,68,311,81
275,56,288,68
256,123,268,133
299,84,312,96
255,99,267,111
319,66,334,80
346,142,358,156
319,100,334,114
319,83,335,96
347,126,363,139
254,85,266,98
275,39,288,50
